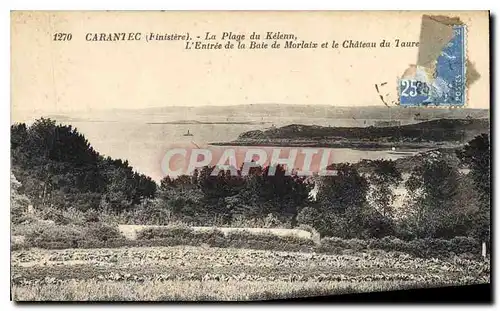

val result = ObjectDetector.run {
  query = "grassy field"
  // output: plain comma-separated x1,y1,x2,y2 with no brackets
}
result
11,245,490,301
12,279,459,301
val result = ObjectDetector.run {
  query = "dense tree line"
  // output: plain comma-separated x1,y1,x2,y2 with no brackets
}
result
11,118,157,212
11,118,490,242
153,164,311,226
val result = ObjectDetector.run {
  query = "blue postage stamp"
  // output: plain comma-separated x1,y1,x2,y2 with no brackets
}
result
399,25,466,107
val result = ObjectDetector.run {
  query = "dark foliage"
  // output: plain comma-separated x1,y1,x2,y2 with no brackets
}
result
238,119,489,143
317,236,481,259
456,133,491,241
11,119,491,247
135,226,316,252
11,118,157,212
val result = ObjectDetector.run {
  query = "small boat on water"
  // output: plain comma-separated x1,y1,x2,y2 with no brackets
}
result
183,129,193,137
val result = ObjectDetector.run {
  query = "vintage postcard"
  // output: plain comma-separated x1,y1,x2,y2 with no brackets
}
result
10,11,490,302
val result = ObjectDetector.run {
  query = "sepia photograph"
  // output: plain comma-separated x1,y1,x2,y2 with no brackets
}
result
9,10,491,302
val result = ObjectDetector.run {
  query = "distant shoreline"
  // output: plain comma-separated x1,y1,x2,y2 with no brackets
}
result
148,121,267,125
209,118,489,151
209,140,450,151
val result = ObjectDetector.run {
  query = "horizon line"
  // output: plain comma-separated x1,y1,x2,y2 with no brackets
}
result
14,103,490,114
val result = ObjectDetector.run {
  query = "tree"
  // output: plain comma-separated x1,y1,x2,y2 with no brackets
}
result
317,163,368,214
99,167,135,212
158,174,205,222
314,163,369,238
231,164,312,225
11,173,32,224
404,151,461,238
456,134,491,241
259,164,311,223
11,118,157,213
456,134,490,208
368,160,403,218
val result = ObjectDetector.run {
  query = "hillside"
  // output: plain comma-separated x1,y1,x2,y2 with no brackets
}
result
135,104,489,120
213,118,490,148
14,105,489,124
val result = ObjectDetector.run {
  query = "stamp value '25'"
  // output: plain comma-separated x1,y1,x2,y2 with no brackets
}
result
399,25,466,107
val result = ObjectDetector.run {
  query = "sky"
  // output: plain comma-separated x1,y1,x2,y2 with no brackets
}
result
11,11,490,121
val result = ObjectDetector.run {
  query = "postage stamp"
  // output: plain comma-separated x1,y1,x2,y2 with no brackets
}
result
399,25,466,107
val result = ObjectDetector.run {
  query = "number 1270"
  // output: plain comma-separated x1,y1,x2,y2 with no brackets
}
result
53,33,72,41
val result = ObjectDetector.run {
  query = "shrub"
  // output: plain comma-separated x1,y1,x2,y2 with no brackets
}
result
85,223,124,242
18,222,123,249
61,208,87,226
136,224,194,240
317,236,481,259
11,173,31,224
297,206,321,229
320,215,350,239
318,237,348,250
135,226,314,252
11,213,39,226
24,224,85,249
450,236,480,254
317,237,368,253
122,199,173,225
367,236,403,252
39,207,72,225
135,225,226,248
233,216,257,228
12,221,45,237
412,238,452,257
85,210,101,223
263,213,285,228
361,211,396,238
346,238,369,251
